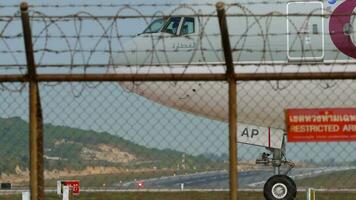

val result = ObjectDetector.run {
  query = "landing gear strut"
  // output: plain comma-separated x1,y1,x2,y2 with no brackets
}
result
256,137,297,200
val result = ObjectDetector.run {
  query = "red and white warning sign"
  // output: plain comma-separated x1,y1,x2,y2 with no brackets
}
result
286,108,356,142
57,180,80,195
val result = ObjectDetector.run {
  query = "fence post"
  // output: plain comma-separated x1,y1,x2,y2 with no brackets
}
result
20,2,45,200
216,2,238,200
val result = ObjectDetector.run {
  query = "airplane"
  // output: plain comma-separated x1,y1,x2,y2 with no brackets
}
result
112,0,356,199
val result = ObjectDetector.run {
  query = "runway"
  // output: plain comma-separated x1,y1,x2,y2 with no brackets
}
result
0,167,354,195
117,167,354,189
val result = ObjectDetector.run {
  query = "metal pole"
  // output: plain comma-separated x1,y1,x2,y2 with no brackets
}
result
2,72,356,83
69,187,74,200
20,2,45,200
216,2,238,200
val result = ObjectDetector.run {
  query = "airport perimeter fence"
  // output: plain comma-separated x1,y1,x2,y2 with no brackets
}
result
0,1,356,200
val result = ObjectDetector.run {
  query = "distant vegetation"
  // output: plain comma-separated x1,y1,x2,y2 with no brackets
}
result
0,117,216,174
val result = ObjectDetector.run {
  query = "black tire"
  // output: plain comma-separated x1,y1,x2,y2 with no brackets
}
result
284,175,297,197
263,175,297,200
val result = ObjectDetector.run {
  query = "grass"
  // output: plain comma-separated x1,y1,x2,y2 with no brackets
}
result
296,169,356,188
1,191,356,200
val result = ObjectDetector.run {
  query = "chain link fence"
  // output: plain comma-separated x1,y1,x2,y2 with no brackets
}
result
0,1,356,200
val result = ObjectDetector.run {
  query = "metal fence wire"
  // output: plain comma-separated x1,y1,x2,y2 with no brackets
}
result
0,1,356,200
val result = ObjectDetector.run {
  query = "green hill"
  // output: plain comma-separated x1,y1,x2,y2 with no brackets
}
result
0,117,213,174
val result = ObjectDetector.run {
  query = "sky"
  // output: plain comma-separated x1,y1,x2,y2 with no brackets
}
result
0,0,232,157
0,0,355,164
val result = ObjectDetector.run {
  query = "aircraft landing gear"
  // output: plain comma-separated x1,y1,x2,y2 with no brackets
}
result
263,175,297,200
256,137,297,200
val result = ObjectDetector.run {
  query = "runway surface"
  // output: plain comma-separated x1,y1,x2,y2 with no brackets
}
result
116,167,354,189
0,167,354,195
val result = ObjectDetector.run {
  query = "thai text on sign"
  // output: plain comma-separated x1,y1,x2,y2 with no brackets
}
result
286,108,356,142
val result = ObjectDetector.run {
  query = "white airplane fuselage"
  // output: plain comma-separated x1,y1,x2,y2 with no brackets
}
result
113,0,356,148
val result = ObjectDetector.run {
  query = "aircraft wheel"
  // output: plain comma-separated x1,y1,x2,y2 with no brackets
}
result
263,175,297,200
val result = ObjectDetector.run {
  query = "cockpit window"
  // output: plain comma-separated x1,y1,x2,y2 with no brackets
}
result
143,18,165,34
181,17,195,35
162,17,182,35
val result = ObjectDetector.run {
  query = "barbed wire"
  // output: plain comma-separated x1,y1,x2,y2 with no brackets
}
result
0,1,315,9
2,13,356,20
0,48,351,55
2,31,355,40
2,60,356,69
0,2,354,93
